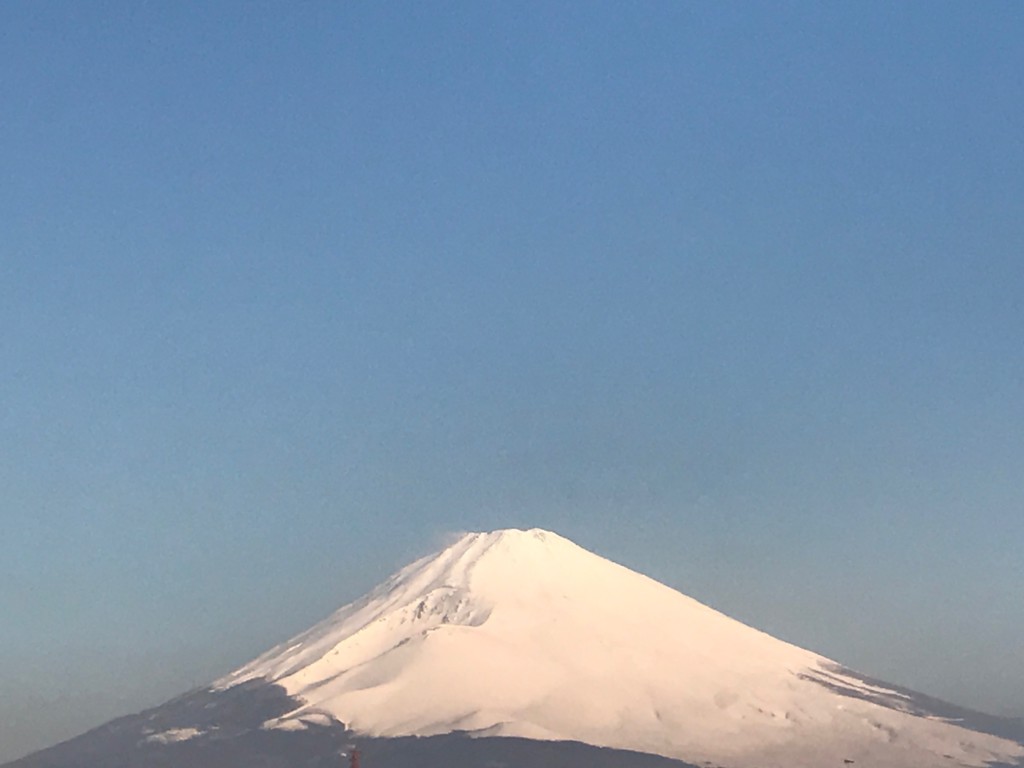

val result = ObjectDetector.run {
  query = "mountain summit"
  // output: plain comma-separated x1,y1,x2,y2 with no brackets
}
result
8,529,1023,768
213,528,1021,768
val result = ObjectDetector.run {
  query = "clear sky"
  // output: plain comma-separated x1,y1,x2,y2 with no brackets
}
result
2,1,1022,762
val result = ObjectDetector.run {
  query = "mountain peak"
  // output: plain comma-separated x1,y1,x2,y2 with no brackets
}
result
446,526,577,557
474,526,560,539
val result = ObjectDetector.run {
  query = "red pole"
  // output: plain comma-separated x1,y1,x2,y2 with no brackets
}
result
350,748,361,768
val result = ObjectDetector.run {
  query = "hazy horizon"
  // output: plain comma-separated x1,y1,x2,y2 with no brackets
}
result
3,1,1023,763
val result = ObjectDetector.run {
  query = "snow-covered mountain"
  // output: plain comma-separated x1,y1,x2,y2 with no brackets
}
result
8,528,1023,768
213,528,1020,768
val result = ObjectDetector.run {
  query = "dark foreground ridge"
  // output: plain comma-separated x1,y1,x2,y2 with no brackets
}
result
4,680,700,768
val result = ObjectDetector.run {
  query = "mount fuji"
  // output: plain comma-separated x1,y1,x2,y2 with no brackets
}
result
8,528,1023,768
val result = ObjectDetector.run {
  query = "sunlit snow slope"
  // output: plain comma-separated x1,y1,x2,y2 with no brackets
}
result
219,529,1022,768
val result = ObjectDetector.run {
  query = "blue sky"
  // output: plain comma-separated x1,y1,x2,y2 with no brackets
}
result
2,1,1023,761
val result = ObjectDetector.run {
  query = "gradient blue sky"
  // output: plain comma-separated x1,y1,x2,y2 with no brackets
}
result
2,1,1023,761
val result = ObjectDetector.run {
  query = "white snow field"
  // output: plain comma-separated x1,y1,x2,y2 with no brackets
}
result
218,528,1023,768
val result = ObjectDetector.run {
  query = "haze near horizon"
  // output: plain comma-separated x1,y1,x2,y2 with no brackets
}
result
2,2,1022,764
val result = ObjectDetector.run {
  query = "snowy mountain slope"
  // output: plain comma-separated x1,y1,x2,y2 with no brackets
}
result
216,528,1024,768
